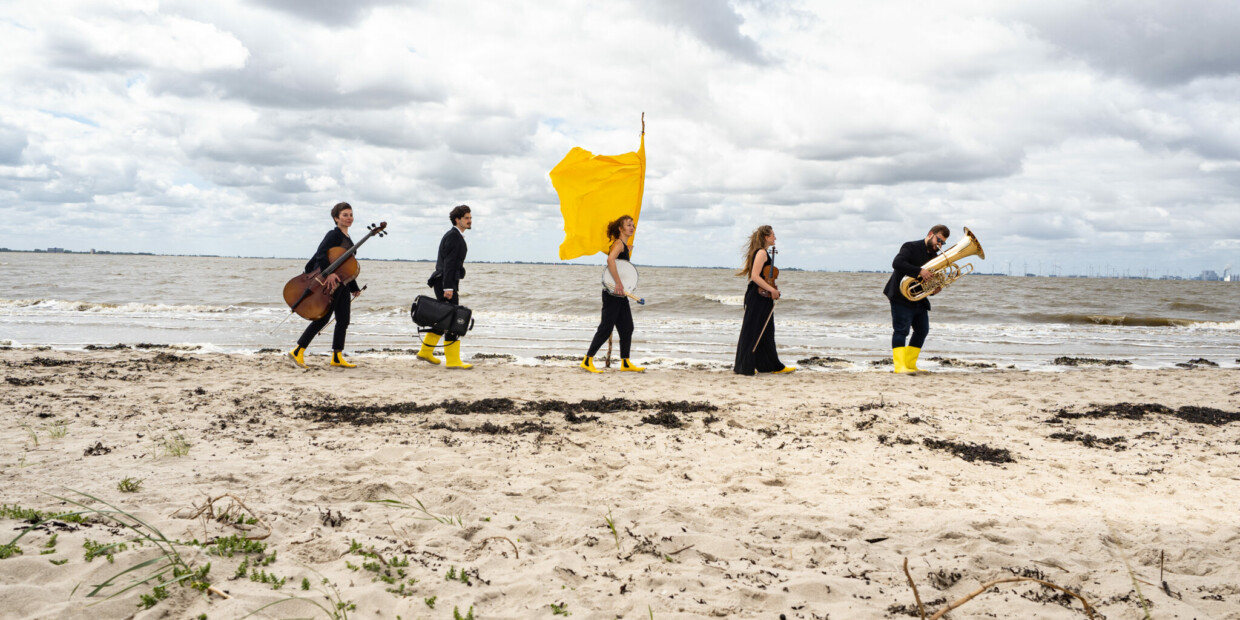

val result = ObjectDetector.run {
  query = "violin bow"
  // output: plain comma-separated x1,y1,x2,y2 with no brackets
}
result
752,245,777,353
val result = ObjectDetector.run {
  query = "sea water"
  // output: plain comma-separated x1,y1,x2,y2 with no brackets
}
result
1,253,1237,370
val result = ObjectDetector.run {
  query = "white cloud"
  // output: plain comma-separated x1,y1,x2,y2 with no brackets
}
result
1,0,1238,273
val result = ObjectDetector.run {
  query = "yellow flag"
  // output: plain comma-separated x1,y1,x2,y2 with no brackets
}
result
550,134,645,260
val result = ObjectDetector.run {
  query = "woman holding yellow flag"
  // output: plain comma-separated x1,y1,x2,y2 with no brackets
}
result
580,216,644,373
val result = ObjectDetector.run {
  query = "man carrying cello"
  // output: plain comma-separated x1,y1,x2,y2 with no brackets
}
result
733,225,795,375
288,202,364,368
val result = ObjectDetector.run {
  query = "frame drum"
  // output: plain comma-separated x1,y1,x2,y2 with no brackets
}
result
602,259,639,296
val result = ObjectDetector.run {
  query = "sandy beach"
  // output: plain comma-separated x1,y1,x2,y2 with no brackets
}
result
2,347,1238,619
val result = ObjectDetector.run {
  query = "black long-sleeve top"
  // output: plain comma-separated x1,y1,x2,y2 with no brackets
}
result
429,227,468,292
883,238,936,311
305,228,361,294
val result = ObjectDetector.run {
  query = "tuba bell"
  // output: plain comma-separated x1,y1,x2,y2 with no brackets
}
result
900,227,985,302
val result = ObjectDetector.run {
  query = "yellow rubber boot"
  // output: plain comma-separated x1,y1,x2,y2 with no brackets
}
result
444,340,472,369
287,346,306,368
417,333,442,365
620,358,645,372
892,347,909,373
905,346,923,373
580,355,602,374
330,351,356,368
773,365,796,374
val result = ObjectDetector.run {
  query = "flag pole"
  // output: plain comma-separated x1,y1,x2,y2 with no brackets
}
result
605,113,645,369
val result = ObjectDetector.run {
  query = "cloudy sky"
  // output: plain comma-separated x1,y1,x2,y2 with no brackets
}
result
3,0,1239,276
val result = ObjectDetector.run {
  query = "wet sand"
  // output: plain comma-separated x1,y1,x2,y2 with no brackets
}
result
2,348,1238,619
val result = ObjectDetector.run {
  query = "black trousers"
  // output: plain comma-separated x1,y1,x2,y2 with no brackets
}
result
298,287,350,351
890,302,929,349
734,282,785,375
432,283,461,343
587,290,633,359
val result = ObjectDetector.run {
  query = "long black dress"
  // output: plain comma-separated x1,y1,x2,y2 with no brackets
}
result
734,256,787,375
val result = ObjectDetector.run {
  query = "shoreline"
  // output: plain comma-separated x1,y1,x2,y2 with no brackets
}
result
3,342,1237,374
2,349,1238,619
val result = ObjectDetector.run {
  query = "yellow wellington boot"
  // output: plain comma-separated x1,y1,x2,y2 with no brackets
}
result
330,351,356,368
620,358,645,372
444,340,472,369
905,346,924,373
417,333,442,365
773,365,797,374
892,347,909,373
287,346,307,368
580,355,602,374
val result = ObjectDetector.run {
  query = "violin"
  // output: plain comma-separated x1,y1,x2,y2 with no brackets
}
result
282,222,387,320
758,245,779,298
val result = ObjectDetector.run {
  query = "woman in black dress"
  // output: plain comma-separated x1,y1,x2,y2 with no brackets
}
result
287,202,363,368
581,215,644,373
734,225,795,375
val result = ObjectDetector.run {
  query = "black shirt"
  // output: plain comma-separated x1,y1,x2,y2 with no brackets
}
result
883,238,936,311
305,228,361,294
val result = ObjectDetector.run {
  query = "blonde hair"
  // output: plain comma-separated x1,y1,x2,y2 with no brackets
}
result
737,225,773,277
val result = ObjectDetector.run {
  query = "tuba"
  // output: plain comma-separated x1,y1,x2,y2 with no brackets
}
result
900,227,985,302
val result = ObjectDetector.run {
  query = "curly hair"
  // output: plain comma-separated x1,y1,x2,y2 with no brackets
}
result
606,215,634,242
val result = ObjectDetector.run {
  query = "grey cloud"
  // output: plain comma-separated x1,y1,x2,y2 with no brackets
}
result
309,112,437,150
633,0,768,65
45,31,145,73
181,131,314,167
1018,1,1240,85
20,184,93,204
0,124,28,165
794,129,1026,185
834,147,1024,185
150,64,444,110
857,200,899,223
249,0,412,27
1005,212,1085,241
422,157,490,191
639,193,718,223
444,117,537,157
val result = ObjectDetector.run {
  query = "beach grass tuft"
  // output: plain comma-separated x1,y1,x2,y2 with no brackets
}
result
604,507,621,551
156,432,191,457
371,496,463,527
117,477,143,493
48,422,68,439
4,489,219,610
241,568,354,620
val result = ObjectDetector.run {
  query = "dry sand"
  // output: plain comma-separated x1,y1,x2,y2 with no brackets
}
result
2,348,1238,619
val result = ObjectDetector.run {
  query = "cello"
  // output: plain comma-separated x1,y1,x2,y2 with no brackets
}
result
282,222,387,321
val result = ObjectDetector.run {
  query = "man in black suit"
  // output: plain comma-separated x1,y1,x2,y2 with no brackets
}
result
418,205,473,369
883,225,949,373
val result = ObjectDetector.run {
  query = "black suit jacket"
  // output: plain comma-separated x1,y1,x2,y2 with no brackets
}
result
429,227,467,291
883,239,935,311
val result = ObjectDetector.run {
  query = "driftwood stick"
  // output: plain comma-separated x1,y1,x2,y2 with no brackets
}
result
207,585,231,599
927,576,1097,620
180,494,272,540
476,536,520,559
902,557,927,620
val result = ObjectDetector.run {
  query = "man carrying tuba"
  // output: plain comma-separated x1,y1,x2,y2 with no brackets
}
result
883,225,949,373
